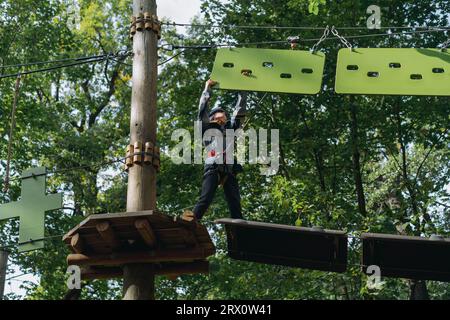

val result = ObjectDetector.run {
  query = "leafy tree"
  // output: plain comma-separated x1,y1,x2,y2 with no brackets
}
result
0,0,449,300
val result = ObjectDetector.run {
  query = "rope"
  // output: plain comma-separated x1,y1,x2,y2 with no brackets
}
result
0,234,66,251
0,54,111,70
0,156,128,186
163,22,450,31
159,27,450,51
0,51,133,80
241,93,269,130
0,57,106,80
3,74,22,193
158,49,186,66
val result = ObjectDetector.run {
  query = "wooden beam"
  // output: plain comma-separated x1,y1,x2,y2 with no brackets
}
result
70,233,84,254
134,219,156,248
80,261,209,280
362,233,450,281
180,227,198,247
67,248,208,266
81,267,123,280
173,215,197,231
95,221,120,249
62,210,175,240
216,218,347,272
201,242,216,256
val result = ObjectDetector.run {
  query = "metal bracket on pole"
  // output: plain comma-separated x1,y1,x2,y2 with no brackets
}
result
130,13,161,40
125,142,160,172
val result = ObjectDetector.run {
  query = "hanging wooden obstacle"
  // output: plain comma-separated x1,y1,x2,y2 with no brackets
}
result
335,48,450,96
215,219,348,273
361,233,450,282
211,48,326,94
63,211,215,280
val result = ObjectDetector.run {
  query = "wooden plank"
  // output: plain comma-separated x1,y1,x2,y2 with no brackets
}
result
64,211,214,245
183,229,198,247
155,228,194,245
81,266,123,280
361,232,450,243
70,233,84,254
69,233,114,248
216,219,347,272
216,218,347,235
170,219,211,244
63,216,95,242
63,210,175,239
173,215,198,231
96,221,121,250
163,244,190,250
193,225,213,241
68,228,201,248
80,261,209,280
199,242,216,255
362,232,450,281
194,235,212,243
67,248,212,266
135,219,157,248
63,211,215,273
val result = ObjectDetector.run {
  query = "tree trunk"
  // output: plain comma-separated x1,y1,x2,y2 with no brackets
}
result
349,97,367,217
409,280,430,300
123,0,158,300
63,288,82,300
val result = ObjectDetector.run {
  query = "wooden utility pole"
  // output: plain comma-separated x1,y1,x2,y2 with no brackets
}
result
0,250,9,300
123,0,158,300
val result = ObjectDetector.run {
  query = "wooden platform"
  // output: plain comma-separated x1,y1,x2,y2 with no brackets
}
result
63,211,215,280
215,219,348,273
362,233,450,282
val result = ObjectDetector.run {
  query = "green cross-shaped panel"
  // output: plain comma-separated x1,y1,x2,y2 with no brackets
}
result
0,167,62,252
211,48,326,94
335,48,450,96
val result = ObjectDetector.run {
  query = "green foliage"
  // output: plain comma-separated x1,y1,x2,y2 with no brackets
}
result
308,0,326,15
0,0,449,300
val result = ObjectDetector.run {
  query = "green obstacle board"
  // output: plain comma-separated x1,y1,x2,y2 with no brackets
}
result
335,48,450,96
211,48,326,94
0,167,63,252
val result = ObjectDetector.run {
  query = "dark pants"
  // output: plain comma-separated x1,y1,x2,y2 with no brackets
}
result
193,170,243,220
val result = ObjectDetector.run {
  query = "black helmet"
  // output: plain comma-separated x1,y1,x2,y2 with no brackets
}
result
209,106,227,119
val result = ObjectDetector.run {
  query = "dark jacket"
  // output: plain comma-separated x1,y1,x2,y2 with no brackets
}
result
198,88,247,175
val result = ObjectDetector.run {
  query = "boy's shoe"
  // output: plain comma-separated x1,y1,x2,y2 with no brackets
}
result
181,210,197,223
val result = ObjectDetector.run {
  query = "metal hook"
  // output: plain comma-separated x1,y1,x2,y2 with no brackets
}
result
311,25,330,53
331,26,353,50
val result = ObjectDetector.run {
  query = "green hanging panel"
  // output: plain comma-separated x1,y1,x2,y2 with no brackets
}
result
335,48,450,96
211,48,326,94
0,167,63,252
